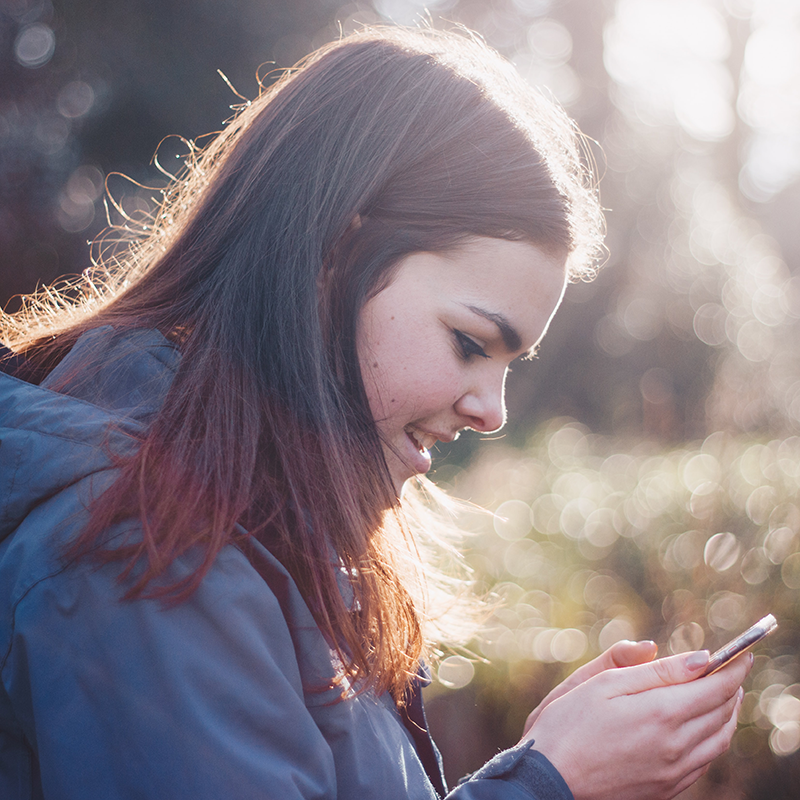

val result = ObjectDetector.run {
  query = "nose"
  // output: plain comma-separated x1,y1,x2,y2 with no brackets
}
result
454,367,507,433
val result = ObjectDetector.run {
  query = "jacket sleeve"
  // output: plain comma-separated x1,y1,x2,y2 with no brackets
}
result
397,667,573,800
4,537,338,800
4,507,572,800
446,742,574,800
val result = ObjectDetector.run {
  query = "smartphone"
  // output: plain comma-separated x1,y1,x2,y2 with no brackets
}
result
700,614,778,677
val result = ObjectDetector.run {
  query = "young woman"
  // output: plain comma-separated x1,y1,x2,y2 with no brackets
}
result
0,27,749,800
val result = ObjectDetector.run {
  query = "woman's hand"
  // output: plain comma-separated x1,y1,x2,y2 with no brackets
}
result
523,639,658,735
523,649,751,800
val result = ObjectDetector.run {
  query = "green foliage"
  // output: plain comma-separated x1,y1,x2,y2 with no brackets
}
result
434,419,800,767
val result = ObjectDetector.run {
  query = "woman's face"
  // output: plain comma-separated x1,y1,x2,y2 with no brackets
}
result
357,237,567,495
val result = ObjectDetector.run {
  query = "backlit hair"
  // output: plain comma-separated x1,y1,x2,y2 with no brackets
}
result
1,26,604,700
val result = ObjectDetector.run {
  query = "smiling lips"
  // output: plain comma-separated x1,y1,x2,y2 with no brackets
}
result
405,427,440,452
403,427,461,478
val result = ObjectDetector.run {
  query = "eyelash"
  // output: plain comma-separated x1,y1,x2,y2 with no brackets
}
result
454,330,489,361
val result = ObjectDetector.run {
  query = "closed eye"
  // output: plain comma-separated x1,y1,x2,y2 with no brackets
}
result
454,329,489,360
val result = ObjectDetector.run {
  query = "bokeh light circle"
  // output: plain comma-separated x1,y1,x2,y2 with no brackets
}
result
437,656,475,690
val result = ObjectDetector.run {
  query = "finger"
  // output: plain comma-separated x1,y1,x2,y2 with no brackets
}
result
670,685,743,789
605,650,712,696
563,640,658,689
697,684,742,763
699,651,753,702
657,651,752,720
651,688,742,798
522,639,658,734
672,685,742,754
608,639,659,668
693,697,742,776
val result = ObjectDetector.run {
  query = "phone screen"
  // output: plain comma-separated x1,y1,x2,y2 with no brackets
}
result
700,614,777,677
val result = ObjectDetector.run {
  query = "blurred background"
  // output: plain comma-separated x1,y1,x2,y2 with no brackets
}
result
2,0,799,795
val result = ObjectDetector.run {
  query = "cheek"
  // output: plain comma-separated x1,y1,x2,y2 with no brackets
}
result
357,323,414,424
360,347,419,423
360,339,451,427
357,296,455,424
361,365,393,425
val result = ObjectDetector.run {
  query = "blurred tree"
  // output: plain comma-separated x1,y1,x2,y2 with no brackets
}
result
0,0,337,306
3,0,799,440
3,0,800,796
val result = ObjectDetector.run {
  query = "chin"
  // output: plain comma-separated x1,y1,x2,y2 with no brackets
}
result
390,470,415,500
384,455,423,500
390,476,407,500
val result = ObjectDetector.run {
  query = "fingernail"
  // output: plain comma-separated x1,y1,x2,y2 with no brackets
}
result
685,650,710,671
749,652,755,667
738,687,744,702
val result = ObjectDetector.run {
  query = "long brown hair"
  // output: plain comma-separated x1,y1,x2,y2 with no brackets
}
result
1,27,604,700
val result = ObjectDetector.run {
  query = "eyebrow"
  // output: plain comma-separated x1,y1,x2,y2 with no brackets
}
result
463,304,522,353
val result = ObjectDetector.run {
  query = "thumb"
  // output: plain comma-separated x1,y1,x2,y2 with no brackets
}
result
611,650,710,695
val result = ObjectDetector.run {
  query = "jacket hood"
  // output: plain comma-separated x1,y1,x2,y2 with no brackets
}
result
0,327,179,542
